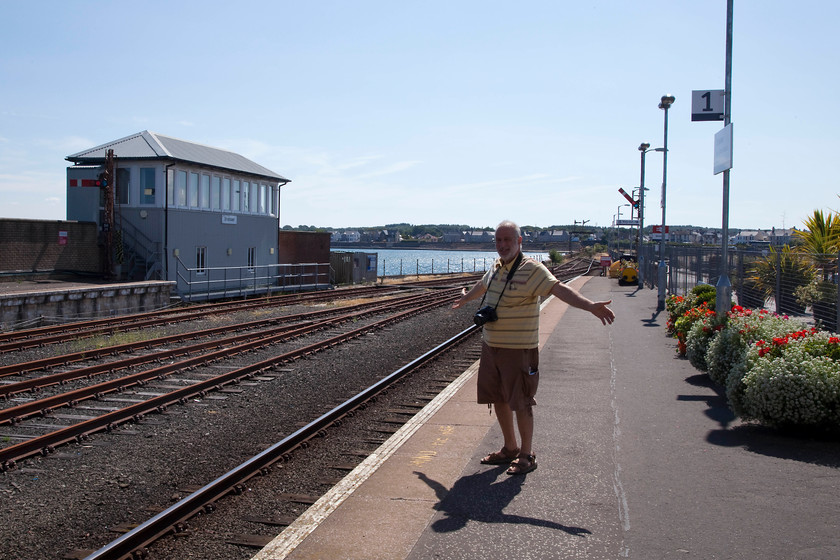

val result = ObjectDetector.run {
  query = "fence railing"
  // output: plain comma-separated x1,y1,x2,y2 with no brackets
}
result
379,257,494,277
119,221,162,281
173,259,331,302
377,253,551,278
635,244,840,331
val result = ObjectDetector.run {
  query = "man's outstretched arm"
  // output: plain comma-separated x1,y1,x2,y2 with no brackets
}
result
550,282,615,325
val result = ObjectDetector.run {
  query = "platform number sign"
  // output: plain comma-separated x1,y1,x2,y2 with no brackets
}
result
691,89,725,121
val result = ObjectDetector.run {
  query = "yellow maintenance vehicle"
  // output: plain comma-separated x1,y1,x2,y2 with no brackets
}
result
610,253,639,286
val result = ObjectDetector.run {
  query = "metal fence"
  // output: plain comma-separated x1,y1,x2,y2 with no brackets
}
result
174,259,332,302
633,244,840,332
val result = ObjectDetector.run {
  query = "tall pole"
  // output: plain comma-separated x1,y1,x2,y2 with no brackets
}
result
616,206,622,253
638,143,649,286
657,95,675,311
716,0,734,317
616,205,629,253
104,149,115,279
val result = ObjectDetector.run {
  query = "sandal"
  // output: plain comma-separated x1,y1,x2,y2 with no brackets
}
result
480,446,520,465
506,453,537,475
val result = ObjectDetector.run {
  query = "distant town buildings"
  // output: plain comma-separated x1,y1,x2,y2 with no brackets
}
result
731,227,796,247
327,226,800,248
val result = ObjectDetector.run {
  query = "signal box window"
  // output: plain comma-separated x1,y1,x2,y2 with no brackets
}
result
175,171,187,206
196,246,207,276
222,178,231,210
232,180,241,211
211,176,221,210
116,168,130,205
140,168,156,204
189,172,199,207
200,174,210,209
269,185,276,215
248,247,256,272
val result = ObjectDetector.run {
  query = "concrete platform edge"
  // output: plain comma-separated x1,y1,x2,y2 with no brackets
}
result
251,361,483,559
251,276,588,560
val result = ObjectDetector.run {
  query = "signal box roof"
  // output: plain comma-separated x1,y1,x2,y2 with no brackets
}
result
66,130,289,183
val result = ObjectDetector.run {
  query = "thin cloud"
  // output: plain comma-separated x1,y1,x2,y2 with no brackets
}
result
443,173,570,195
354,160,422,179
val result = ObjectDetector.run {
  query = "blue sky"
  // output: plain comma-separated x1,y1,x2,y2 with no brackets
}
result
1,1,837,231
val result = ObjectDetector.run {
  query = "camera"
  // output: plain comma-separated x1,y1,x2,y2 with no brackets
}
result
473,306,498,326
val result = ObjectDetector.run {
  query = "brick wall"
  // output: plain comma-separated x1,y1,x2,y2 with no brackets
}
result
277,231,330,264
277,230,331,286
0,219,102,275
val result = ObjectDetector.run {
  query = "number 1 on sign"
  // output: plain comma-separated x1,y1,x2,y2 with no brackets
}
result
691,89,724,122
701,91,713,112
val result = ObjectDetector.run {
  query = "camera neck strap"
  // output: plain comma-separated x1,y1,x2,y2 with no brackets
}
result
477,252,523,310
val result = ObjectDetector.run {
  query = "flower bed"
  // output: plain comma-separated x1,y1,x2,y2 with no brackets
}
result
666,294,840,432
666,284,717,357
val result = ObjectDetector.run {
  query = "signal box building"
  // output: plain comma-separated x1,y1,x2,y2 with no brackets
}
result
66,131,291,297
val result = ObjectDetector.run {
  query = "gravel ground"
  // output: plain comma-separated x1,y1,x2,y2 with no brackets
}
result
0,294,478,560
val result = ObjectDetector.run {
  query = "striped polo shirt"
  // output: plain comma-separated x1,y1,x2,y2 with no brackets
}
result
480,254,557,349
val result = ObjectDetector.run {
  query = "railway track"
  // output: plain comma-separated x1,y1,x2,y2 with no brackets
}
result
82,322,481,560
0,275,480,353
0,263,595,560
0,289,461,469
0,290,452,386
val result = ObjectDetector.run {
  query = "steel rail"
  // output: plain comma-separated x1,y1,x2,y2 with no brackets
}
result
0,294,458,471
0,291,454,423
0,289,446,379
0,280,446,351
0,275,479,346
83,323,480,560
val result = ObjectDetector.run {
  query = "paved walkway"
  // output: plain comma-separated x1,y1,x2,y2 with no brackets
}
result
253,276,840,560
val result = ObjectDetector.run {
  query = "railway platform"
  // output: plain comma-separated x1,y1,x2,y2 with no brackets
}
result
250,275,840,560
0,278,175,331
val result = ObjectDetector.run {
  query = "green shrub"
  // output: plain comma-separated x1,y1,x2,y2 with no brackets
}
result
690,283,717,307
665,294,691,334
666,284,720,357
685,313,726,371
665,284,716,333
747,245,814,314
705,324,750,387
703,308,807,415
740,331,840,429
672,302,715,356
795,279,838,332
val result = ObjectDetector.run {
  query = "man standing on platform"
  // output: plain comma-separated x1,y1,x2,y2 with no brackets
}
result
452,220,614,474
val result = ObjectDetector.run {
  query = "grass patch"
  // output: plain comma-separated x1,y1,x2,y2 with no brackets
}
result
65,328,167,353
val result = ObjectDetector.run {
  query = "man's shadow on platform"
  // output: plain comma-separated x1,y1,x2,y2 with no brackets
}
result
413,469,591,536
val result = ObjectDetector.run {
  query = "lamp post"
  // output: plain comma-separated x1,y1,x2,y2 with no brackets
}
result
657,94,675,311
638,143,650,286
632,187,640,262
616,204,629,252
638,143,666,287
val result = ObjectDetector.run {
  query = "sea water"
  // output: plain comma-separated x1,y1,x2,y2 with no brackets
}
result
354,248,550,277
